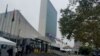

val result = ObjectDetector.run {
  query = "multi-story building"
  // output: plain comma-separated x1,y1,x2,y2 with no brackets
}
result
0,0,57,42
0,10,51,53
0,0,58,53
39,0,57,42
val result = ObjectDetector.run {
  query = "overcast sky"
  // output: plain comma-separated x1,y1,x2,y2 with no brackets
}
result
0,0,74,47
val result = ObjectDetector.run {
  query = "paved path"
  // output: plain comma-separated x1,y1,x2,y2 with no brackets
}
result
24,53,61,56
23,53,84,56
68,55,83,56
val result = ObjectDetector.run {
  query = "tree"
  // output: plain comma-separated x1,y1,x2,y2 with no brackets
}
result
59,5,76,39
59,0,100,47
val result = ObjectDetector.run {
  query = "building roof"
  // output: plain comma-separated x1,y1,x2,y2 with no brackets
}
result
0,10,51,43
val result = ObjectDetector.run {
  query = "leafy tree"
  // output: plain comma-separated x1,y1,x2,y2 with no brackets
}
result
59,0,100,47
59,5,76,39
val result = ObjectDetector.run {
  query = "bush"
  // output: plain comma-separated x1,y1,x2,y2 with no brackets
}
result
79,46,92,55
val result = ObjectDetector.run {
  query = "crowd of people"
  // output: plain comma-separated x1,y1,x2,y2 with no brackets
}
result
7,44,33,56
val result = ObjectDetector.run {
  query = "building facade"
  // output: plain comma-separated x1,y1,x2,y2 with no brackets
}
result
0,10,50,53
0,10,39,39
39,0,57,41
0,0,57,42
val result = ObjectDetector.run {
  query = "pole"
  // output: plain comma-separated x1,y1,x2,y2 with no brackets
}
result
3,4,8,34
1,4,8,36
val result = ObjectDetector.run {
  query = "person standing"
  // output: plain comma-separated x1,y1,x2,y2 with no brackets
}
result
7,48,13,56
14,47,17,56
17,46,22,56
0,49,1,56
25,45,29,54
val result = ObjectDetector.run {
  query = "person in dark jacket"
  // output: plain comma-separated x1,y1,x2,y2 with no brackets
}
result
0,49,1,56
7,48,13,56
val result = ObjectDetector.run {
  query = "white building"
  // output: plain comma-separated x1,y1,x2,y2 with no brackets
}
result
0,0,57,41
